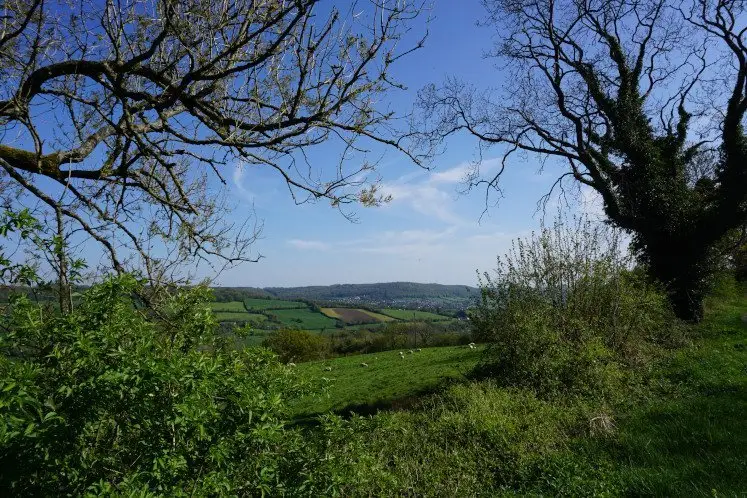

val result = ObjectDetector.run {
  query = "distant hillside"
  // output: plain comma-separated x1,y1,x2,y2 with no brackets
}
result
2,282,479,311
212,287,272,302
264,282,478,301
213,282,480,311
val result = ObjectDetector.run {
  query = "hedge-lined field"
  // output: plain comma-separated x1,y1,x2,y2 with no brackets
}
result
243,298,307,310
379,308,451,321
268,308,338,330
320,307,395,324
209,301,247,312
213,311,267,324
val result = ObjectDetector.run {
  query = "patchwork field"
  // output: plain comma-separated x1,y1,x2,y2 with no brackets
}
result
213,311,267,324
320,307,395,324
292,345,483,417
209,298,459,332
379,308,451,321
243,298,307,310
209,301,247,312
269,308,338,330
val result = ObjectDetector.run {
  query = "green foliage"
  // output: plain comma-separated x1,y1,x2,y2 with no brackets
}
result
472,217,678,397
0,275,303,496
0,209,44,285
263,328,328,363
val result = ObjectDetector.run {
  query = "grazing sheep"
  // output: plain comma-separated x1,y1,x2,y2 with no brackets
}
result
360,362,369,368
416,348,422,352
324,366,332,372
288,362,296,367
408,350,413,354
399,351,404,355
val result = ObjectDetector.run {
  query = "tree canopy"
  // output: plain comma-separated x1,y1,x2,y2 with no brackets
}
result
415,0,747,320
0,0,424,285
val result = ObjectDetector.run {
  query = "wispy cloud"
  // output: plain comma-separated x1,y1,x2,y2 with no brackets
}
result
381,182,463,224
287,239,330,251
232,165,254,200
232,163,279,205
380,159,501,225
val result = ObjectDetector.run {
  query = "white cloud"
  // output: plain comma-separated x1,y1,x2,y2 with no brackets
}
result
232,164,259,202
380,159,503,225
381,182,464,224
287,239,330,251
429,162,473,184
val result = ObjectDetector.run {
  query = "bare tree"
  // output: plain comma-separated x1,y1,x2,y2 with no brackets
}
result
415,0,747,321
0,0,425,287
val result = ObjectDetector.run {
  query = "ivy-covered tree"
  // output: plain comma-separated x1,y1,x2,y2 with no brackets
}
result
416,0,747,321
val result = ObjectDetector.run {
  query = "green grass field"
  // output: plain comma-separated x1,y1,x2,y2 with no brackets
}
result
269,308,338,330
209,301,247,312
379,308,451,321
213,311,267,324
292,345,483,417
243,298,307,310
288,285,747,495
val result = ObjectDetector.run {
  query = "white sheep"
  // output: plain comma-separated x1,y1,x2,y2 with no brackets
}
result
416,348,422,352
288,362,296,367
360,362,369,367
324,366,332,372
408,350,413,354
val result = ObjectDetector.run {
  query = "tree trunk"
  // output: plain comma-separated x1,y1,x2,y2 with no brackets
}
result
643,234,710,322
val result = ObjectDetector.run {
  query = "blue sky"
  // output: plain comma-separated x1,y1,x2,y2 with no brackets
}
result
219,1,602,288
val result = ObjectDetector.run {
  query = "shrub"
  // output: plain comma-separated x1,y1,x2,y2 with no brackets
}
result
471,216,677,397
0,275,304,495
263,328,328,363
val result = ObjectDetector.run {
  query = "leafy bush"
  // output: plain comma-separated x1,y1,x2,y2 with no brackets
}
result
0,275,303,495
263,328,328,363
471,216,677,397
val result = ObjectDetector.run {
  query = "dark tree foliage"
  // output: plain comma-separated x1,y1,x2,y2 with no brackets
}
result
415,0,747,321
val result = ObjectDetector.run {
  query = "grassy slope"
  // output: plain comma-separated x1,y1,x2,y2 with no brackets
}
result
292,345,482,417
291,286,746,495
568,290,747,496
